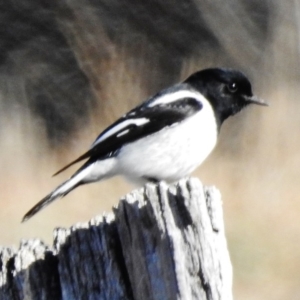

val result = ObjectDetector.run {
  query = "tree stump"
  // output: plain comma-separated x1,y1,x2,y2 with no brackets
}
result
0,178,232,300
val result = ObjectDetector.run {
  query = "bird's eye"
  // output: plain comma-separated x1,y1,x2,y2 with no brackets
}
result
227,82,238,93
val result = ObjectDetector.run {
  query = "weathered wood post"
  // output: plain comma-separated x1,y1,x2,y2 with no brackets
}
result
0,178,232,300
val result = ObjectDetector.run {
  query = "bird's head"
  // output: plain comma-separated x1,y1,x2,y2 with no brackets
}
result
185,68,267,125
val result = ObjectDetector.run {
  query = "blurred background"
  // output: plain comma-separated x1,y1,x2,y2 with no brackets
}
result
0,0,299,299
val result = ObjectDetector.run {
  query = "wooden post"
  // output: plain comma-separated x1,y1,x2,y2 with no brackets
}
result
0,178,232,300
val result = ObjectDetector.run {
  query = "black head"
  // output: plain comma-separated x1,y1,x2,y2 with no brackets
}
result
184,68,267,125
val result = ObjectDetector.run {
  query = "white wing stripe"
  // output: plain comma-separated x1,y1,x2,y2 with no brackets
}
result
148,90,204,107
92,90,204,147
92,118,149,146
117,129,130,137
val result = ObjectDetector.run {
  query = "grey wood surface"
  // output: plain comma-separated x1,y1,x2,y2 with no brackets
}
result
0,178,232,300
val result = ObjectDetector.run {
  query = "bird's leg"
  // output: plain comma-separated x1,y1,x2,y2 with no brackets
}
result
143,176,160,184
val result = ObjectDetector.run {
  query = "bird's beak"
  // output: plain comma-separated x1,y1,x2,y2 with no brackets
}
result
246,95,269,106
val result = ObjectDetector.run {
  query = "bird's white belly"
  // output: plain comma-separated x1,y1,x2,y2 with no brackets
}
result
117,105,218,183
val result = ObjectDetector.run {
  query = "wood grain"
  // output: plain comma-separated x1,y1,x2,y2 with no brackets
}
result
0,178,232,300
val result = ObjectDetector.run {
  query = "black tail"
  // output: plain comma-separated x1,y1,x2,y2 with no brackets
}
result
22,177,82,222
22,192,62,222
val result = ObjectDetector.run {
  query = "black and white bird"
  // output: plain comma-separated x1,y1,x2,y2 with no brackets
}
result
22,68,267,222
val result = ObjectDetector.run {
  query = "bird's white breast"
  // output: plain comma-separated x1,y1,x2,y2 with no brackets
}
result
117,94,218,183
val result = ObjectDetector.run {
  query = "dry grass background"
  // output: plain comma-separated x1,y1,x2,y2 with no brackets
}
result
1,1,300,299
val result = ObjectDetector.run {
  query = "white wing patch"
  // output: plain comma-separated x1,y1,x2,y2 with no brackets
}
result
148,90,204,107
117,129,130,137
92,118,149,147
91,88,204,148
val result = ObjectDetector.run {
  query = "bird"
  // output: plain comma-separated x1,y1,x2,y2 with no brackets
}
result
22,68,267,222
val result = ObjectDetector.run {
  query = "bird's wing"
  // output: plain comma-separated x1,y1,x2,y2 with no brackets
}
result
53,94,203,176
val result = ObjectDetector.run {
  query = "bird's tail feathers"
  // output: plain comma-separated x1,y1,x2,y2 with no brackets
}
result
22,159,117,222
22,173,83,222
